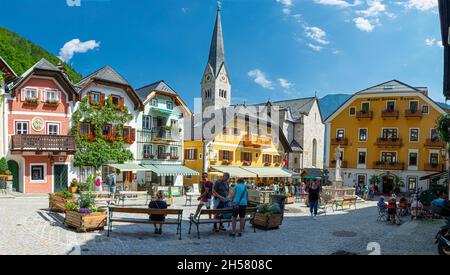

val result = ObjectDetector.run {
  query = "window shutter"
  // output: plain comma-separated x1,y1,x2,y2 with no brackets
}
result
100,93,105,106
249,152,252,162
57,90,61,102
42,90,47,102
90,124,95,136
77,122,81,134
229,151,234,161
130,128,136,140
184,149,189,160
120,97,125,108
219,150,223,161
194,149,198,160
241,151,244,162
21,89,26,101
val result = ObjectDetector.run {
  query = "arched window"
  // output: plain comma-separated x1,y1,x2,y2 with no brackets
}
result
312,139,317,167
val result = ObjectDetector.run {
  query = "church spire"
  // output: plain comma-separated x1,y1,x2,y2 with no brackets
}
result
207,0,226,77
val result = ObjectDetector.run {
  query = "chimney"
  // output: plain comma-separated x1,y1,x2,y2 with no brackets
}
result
56,62,69,79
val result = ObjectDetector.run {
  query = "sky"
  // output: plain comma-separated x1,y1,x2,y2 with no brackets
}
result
0,0,446,109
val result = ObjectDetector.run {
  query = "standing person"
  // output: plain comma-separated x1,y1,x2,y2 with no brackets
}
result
148,191,168,234
194,172,213,218
363,185,369,200
95,172,102,192
307,182,321,219
229,178,248,237
108,171,117,196
212,172,230,232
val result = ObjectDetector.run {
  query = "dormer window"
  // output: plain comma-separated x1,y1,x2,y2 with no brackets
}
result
151,98,158,107
91,92,100,103
22,88,38,101
44,89,60,104
166,101,173,110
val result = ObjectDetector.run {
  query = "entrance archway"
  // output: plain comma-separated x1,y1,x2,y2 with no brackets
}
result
381,174,395,195
7,160,19,192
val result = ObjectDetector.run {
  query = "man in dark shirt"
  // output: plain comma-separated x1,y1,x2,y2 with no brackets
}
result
212,172,230,232
307,182,321,219
194,172,213,218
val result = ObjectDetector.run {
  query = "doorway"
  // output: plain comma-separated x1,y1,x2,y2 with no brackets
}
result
381,174,395,195
7,160,19,192
53,164,68,192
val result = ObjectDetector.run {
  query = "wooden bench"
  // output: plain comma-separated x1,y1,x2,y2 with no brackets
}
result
188,207,258,239
107,207,183,239
334,197,357,211
115,191,148,206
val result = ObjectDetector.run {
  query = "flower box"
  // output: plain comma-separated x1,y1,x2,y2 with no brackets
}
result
252,213,283,230
49,193,77,213
65,209,107,232
43,100,59,107
24,97,39,105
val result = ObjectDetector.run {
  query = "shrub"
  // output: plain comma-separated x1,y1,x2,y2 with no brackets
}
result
0,157,8,174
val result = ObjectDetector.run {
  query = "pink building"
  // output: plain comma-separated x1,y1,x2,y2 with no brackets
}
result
6,59,79,193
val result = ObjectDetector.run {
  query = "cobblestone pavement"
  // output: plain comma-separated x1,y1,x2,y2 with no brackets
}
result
0,196,443,255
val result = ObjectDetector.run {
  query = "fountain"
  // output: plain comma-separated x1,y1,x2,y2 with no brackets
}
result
322,145,355,199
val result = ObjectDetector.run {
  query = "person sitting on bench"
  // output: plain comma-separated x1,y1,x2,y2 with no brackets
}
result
148,191,168,234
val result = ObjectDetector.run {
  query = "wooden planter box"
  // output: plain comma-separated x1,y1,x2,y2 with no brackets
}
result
65,210,107,232
252,213,283,230
49,194,77,213
285,196,295,204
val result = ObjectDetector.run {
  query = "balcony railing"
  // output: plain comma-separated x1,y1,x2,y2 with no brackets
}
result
329,160,348,168
376,137,402,147
11,135,76,153
405,109,423,119
381,109,399,119
424,163,445,172
356,110,373,120
331,138,348,146
424,138,445,148
243,134,272,147
373,161,404,170
151,127,181,142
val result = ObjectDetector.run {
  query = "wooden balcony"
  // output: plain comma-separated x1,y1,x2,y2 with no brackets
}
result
405,109,423,119
424,138,445,148
329,160,348,168
11,135,76,154
356,110,373,120
376,137,402,147
373,161,404,170
381,110,399,119
331,138,348,146
424,163,445,172
243,134,272,147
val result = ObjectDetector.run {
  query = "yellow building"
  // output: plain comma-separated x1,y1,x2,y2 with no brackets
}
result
325,80,448,194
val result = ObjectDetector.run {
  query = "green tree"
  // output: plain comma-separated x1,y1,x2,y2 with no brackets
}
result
0,157,8,174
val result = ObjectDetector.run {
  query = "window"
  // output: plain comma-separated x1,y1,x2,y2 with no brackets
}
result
358,151,366,165
386,101,395,111
408,177,417,192
431,129,439,141
166,101,173,110
221,150,233,161
31,165,45,181
233,128,240,136
381,152,397,163
143,115,152,130
111,95,121,106
143,144,152,158
263,154,272,164
91,92,101,103
349,107,356,116
409,101,419,112
47,123,59,135
45,89,59,103
15,121,28,135
102,125,112,136
79,123,91,135
336,129,345,139
409,152,418,166
222,128,228,135
422,105,429,114
273,155,281,164
357,174,366,186
359,129,368,141
185,149,197,160
361,102,370,112
242,152,252,162
382,128,398,139
151,98,158,107
294,157,298,164
430,153,439,165
170,147,179,158
312,139,317,167
24,88,38,100
410,129,419,142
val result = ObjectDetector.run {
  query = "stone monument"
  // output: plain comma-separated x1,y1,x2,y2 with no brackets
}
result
334,145,343,188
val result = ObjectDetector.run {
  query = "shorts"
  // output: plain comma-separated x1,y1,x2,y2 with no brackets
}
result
232,205,247,218
200,199,211,208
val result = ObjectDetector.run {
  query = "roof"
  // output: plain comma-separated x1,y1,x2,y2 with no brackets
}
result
206,6,226,77
253,97,318,121
301,168,323,178
324,80,447,122
290,140,303,152
136,80,177,102
77,66,130,87
0,56,17,82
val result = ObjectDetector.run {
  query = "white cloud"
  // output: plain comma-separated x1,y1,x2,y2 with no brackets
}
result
356,0,386,17
276,0,293,15
425,38,444,47
307,43,323,51
313,0,362,8
58,39,100,62
305,26,330,45
278,78,294,89
405,0,438,11
248,69,274,90
353,17,375,32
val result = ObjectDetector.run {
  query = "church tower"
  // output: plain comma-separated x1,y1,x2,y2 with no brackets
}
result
201,1,231,112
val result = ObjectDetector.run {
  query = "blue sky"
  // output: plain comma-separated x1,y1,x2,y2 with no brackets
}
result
0,0,445,108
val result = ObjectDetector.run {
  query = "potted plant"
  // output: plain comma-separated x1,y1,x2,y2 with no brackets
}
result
252,203,283,230
65,191,107,232
49,191,77,212
165,191,174,206
137,181,147,191
69,178,79,193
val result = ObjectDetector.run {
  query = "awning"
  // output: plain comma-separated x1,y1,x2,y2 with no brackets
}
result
108,163,150,172
420,171,448,181
210,166,257,178
241,167,293,178
142,164,199,176
301,168,323,179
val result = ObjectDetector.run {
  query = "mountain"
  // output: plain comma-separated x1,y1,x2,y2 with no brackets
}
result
0,26,82,83
318,94,450,120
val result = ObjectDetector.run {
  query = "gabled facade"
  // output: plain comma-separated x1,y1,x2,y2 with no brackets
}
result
325,80,448,194
5,58,79,193
135,80,196,195
0,56,18,158
75,66,142,187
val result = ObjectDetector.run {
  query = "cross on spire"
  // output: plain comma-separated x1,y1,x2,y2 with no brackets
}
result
217,0,221,11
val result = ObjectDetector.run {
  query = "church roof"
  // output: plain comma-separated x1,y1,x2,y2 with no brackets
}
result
206,5,226,77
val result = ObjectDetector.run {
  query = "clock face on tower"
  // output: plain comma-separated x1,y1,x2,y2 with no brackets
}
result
221,75,227,82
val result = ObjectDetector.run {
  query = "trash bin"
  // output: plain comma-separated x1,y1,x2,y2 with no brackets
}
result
270,194,287,214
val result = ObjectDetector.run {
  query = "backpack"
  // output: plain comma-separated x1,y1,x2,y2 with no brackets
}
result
106,175,112,186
